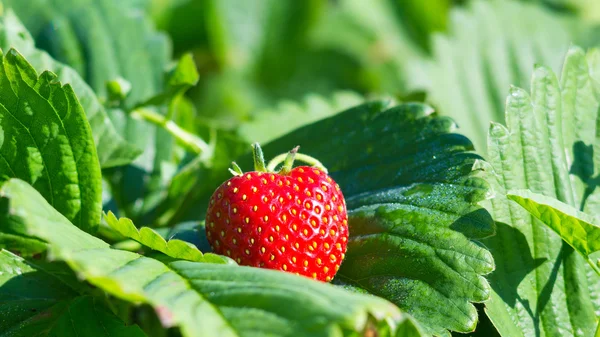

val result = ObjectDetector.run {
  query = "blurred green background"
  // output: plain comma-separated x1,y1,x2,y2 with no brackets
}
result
142,0,600,152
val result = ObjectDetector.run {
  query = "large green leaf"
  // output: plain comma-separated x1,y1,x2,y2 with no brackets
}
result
234,102,495,336
482,46,600,337
0,178,416,337
409,0,590,152
0,250,146,337
0,10,141,168
0,48,101,233
507,189,600,269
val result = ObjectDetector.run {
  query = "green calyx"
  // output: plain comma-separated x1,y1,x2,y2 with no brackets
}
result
228,162,244,176
229,143,328,176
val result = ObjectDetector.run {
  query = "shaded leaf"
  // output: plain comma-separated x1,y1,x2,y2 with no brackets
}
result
47,296,147,337
205,0,320,74
152,132,248,226
0,250,146,337
0,232,46,257
190,0,368,129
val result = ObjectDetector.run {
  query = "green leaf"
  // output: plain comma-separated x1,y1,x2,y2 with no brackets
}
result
136,53,200,108
236,102,495,336
0,178,411,337
0,10,141,168
0,250,146,337
482,46,600,337
0,250,76,330
0,48,101,233
507,189,600,267
103,211,229,264
238,91,364,144
410,0,592,153
49,296,147,337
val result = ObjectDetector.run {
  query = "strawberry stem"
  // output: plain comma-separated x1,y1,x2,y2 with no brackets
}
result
267,146,328,174
252,143,268,172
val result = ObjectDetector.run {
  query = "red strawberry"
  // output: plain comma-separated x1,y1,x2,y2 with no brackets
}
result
205,144,348,282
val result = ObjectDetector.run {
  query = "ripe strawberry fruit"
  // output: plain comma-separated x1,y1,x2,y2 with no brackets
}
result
205,144,348,282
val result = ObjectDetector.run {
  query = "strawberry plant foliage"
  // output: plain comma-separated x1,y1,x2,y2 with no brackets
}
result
0,179,413,337
0,3,499,336
0,48,102,233
237,101,495,336
0,10,141,168
481,46,600,337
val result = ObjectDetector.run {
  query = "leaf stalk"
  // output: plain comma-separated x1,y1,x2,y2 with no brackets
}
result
131,108,211,158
